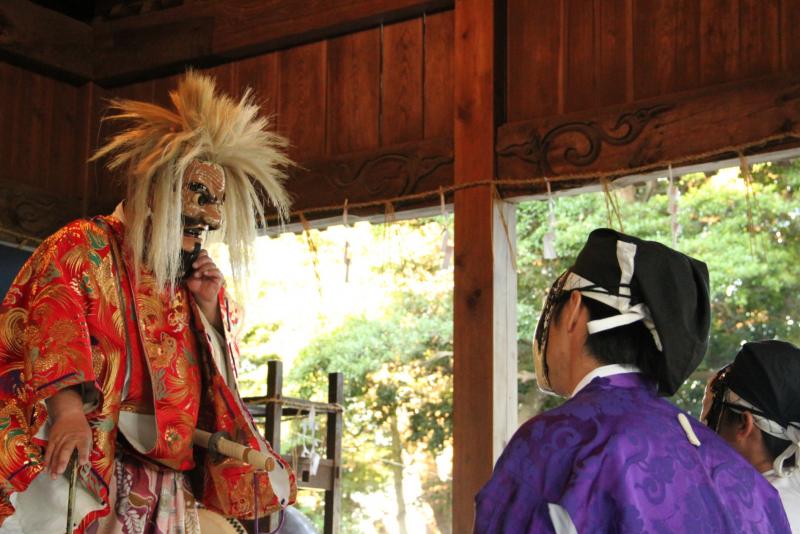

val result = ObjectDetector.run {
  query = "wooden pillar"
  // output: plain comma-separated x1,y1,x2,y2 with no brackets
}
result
324,372,344,534
263,360,283,532
492,200,517,460
265,360,283,448
453,0,512,532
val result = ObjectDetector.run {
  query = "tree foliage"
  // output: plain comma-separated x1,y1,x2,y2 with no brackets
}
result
287,220,454,533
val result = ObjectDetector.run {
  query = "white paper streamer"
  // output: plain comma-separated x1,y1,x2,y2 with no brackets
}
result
543,178,558,260
668,164,680,249
343,199,351,283
440,188,453,270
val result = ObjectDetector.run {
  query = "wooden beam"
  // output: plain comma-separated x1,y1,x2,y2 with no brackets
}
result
496,72,800,189
0,0,92,81
324,372,344,534
452,1,502,532
85,136,454,222
287,136,454,217
92,0,453,85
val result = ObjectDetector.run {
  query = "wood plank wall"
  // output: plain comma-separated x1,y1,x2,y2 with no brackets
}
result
89,11,454,217
0,62,91,238
1,10,454,239
506,0,800,120
499,0,800,184
6,0,798,233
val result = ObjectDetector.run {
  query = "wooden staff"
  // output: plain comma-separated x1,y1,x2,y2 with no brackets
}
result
193,429,277,472
66,451,79,534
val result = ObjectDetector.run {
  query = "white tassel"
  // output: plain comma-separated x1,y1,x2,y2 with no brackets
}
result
677,413,701,447
343,199,351,283
668,164,680,249
543,178,558,260
439,188,453,270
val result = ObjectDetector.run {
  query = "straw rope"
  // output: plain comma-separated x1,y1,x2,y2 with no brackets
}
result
4,130,798,246
281,131,799,220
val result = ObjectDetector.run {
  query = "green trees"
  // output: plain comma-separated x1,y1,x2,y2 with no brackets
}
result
252,220,454,533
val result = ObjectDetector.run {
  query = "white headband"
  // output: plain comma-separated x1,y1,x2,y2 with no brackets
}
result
563,240,663,351
725,390,800,477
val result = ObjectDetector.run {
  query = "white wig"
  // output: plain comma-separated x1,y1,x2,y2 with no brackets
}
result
92,70,291,290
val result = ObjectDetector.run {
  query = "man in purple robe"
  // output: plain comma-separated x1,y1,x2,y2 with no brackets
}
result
474,228,790,533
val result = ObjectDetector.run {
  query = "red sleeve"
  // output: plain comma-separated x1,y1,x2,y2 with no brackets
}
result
0,221,98,513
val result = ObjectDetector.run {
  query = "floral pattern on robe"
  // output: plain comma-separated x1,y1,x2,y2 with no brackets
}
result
0,216,296,531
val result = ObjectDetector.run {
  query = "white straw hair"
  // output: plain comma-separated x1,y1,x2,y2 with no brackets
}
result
91,70,291,291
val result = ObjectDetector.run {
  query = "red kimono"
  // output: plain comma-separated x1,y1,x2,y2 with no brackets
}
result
0,215,296,529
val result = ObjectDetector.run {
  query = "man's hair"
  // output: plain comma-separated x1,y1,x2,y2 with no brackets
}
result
720,408,796,467
554,295,661,381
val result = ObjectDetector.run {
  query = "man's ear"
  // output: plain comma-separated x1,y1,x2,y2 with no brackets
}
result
737,411,758,439
565,290,584,333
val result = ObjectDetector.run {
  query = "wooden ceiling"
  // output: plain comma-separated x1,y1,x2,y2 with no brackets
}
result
1,0,452,85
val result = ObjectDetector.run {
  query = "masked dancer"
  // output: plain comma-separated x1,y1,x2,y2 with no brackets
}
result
0,71,296,533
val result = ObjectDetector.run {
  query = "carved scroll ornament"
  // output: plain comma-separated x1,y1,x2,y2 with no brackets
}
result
497,104,672,175
294,139,454,208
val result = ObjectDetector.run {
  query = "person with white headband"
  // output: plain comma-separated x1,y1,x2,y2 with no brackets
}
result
702,340,800,532
474,228,790,533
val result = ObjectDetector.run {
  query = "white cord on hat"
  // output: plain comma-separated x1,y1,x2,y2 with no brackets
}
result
562,240,663,351
726,390,800,477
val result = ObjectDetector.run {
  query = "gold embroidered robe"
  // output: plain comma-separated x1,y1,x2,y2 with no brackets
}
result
0,216,296,529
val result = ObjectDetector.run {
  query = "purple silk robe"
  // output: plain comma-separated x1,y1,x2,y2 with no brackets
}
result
475,373,791,533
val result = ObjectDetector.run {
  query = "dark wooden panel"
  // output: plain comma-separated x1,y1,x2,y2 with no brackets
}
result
423,10,454,138
672,0,701,93
563,0,596,112
27,70,55,192
92,80,156,208
4,66,32,190
633,0,702,99
279,42,328,160
0,63,17,187
111,79,156,103
699,0,740,86
739,0,780,78
381,18,424,145
633,0,672,99
0,0,92,81
595,0,628,107
86,83,113,215
506,0,561,121
92,0,452,86
782,0,800,71
51,82,87,199
237,53,280,123
497,73,800,184
326,29,381,155
77,83,96,216
0,63,27,189
453,0,496,532
151,73,181,110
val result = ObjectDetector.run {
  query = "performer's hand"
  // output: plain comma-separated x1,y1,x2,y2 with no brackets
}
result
44,387,92,479
186,249,224,331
